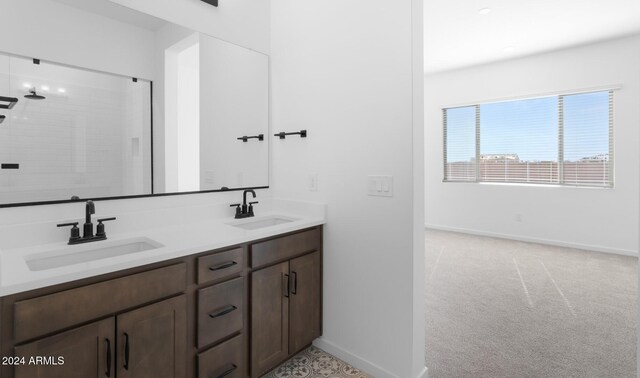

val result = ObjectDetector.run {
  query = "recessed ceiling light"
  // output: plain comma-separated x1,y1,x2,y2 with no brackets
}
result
58,88,66,93
41,86,49,91
503,46,516,54
478,8,491,15
23,83,31,88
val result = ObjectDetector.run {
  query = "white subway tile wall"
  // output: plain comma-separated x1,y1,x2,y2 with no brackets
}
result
0,53,152,204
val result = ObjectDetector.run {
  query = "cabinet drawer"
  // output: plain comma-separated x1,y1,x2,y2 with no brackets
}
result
197,248,243,284
14,263,186,343
250,228,320,269
198,277,244,348
198,334,244,378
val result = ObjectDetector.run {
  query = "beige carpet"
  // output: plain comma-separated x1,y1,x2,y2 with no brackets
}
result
426,229,637,378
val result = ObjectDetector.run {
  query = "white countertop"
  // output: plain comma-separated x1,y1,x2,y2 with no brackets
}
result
0,199,326,297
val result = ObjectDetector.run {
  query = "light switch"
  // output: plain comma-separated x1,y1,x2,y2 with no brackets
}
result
368,175,393,197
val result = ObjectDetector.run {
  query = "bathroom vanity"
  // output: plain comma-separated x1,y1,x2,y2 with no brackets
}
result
0,206,325,378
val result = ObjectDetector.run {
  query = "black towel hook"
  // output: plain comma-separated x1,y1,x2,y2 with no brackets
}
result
237,134,264,142
274,130,307,139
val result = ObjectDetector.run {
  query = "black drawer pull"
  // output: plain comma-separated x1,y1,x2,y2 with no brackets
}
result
215,364,237,378
123,333,130,370
209,305,237,319
283,274,290,298
104,338,111,377
209,261,237,271
291,271,298,295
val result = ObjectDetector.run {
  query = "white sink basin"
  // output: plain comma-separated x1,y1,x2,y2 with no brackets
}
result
25,237,164,271
228,215,297,230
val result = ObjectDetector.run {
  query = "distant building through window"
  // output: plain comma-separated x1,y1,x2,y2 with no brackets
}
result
443,90,613,187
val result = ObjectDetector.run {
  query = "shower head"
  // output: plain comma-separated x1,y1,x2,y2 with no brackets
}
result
24,88,45,100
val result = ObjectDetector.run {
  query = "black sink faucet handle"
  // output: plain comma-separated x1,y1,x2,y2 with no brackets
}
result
248,201,259,216
57,222,81,243
230,203,241,218
96,217,116,238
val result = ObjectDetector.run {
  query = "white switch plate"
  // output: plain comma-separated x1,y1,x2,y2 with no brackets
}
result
309,173,318,192
368,175,393,197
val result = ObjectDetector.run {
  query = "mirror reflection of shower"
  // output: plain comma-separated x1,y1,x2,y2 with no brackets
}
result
24,87,45,100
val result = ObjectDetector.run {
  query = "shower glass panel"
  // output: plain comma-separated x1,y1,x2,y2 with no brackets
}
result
0,53,152,204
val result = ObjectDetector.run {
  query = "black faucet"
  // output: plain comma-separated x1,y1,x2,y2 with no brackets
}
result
231,189,259,219
57,200,116,245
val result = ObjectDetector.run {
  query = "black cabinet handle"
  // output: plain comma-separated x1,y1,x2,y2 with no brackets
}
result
283,274,290,298
216,364,237,378
123,333,130,370
104,338,111,377
209,261,237,271
291,271,298,295
208,305,237,319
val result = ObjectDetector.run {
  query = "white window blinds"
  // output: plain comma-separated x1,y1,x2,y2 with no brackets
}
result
443,90,613,188
443,106,476,182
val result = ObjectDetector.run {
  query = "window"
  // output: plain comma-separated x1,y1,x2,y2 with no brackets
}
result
443,90,613,187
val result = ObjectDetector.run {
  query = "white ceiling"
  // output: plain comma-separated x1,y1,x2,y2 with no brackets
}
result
424,0,640,74
51,0,167,31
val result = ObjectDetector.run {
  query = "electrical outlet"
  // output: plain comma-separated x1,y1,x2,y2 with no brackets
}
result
309,173,318,192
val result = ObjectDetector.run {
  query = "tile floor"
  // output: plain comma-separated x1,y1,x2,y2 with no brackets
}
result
263,346,372,378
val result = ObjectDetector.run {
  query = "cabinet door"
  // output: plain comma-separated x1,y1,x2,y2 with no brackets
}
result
116,295,187,378
14,317,114,378
289,251,322,353
250,262,289,377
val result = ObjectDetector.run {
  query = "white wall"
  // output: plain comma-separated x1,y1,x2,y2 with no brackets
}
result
176,43,201,192
270,1,425,377
425,35,640,255
108,0,270,55
1,0,155,80
199,35,269,190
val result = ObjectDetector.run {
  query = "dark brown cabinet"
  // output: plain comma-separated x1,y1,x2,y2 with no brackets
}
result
198,335,244,378
289,252,321,353
117,295,187,378
250,262,290,376
198,278,244,349
250,250,321,377
14,296,186,378
14,318,114,378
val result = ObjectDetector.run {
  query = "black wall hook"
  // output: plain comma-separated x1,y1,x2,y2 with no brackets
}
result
274,130,307,139
237,134,264,142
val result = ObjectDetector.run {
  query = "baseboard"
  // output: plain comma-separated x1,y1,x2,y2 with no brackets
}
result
313,338,428,378
425,224,638,257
